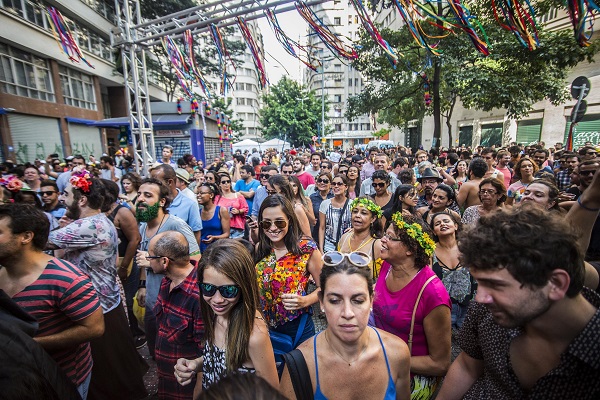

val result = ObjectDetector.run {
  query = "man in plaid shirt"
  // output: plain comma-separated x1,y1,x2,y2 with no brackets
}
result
556,153,580,191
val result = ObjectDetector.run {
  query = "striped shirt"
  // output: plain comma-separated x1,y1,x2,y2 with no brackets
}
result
12,258,101,386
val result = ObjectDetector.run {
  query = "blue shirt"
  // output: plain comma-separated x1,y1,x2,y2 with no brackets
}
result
168,189,203,232
234,178,260,212
251,186,268,217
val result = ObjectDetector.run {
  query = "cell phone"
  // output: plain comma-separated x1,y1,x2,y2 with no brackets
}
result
245,215,255,223
50,153,59,159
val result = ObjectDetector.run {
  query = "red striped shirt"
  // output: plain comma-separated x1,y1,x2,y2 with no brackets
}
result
12,257,101,386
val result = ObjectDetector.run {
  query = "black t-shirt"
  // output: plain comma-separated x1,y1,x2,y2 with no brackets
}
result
565,187,600,261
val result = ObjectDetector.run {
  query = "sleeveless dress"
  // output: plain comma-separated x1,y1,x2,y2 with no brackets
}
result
313,327,396,400
201,342,256,389
201,206,223,253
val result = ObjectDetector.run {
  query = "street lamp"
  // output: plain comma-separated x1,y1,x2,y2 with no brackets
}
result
317,51,335,149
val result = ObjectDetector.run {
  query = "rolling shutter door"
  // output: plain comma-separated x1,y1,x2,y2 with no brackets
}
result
564,115,600,149
459,126,473,148
67,122,103,158
516,120,542,145
480,123,503,147
8,114,62,164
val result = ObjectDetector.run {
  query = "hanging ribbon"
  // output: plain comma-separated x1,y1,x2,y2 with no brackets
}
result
46,7,94,68
492,0,540,50
349,0,399,65
209,24,236,95
566,0,600,46
237,17,268,89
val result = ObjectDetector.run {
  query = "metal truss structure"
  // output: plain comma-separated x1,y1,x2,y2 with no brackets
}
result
111,0,330,174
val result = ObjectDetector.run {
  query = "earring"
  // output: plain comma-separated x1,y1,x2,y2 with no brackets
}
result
370,307,373,312
321,309,325,312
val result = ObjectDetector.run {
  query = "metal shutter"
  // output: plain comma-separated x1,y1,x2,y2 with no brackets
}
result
480,123,503,147
516,120,542,146
564,115,600,149
8,114,62,163
67,122,103,158
459,126,473,148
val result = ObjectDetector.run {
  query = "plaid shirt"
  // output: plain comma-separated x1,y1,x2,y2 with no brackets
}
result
154,266,204,400
555,169,571,191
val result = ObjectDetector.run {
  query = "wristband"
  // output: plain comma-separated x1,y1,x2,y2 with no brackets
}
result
138,280,146,288
577,197,600,212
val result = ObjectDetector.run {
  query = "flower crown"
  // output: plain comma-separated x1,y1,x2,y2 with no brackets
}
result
391,212,436,257
70,169,92,193
350,197,383,218
0,176,23,192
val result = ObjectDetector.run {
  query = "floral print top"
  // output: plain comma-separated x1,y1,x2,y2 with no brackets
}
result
49,213,119,313
256,237,316,328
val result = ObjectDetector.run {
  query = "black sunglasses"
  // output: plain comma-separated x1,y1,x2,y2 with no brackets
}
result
331,181,345,186
338,169,349,174
372,182,387,188
220,180,231,184
579,170,597,176
200,283,240,299
260,219,288,230
317,178,330,184
40,190,57,196
145,255,174,261
320,164,330,168
260,173,270,179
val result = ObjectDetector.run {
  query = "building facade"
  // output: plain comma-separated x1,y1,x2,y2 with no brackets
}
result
0,0,167,164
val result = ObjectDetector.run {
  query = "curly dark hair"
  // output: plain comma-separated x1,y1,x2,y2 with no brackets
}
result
458,208,584,297
387,214,432,270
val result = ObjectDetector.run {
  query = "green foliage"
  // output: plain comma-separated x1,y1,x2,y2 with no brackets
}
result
210,97,245,140
373,127,391,138
259,77,328,146
348,0,600,144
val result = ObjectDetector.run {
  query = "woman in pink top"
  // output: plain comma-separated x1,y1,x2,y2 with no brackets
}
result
372,213,451,399
216,172,249,239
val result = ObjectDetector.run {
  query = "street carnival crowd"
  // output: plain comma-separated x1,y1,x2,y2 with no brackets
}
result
1,140,600,400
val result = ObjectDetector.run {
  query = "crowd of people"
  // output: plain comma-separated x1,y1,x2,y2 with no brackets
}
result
1,139,600,400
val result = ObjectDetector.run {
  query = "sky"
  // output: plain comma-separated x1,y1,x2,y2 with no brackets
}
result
257,10,306,84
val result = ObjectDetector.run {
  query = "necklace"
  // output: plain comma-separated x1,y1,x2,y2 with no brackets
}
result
325,330,369,366
349,232,374,252
146,214,167,242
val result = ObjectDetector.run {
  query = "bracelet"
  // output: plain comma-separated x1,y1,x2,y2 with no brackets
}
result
577,197,600,212
138,280,146,289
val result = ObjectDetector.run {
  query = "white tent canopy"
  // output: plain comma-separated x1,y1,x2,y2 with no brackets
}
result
261,138,291,150
232,139,259,153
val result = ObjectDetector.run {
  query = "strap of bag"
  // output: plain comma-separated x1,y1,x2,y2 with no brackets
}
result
282,349,314,400
408,275,436,355
335,198,350,243
292,312,308,348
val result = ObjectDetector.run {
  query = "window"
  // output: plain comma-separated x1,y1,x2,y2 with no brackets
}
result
334,94,342,103
335,124,342,131
334,17,341,25
355,78,359,87
0,43,55,102
348,15,353,25
334,64,342,72
348,78,353,86
59,65,96,109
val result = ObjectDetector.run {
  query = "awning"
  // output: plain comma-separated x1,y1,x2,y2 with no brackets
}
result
66,117,97,125
91,114,192,128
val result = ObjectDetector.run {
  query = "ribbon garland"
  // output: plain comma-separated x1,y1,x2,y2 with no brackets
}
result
492,0,540,50
209,24,236,95
566,0,600,47
237,17,268,89
183,30,212,98
264,8,321,71
46,7,94,68
295,1,359,61
445,0,490,56
349,0,399,66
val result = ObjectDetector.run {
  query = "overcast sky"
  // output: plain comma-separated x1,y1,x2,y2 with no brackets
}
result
257,9,306,84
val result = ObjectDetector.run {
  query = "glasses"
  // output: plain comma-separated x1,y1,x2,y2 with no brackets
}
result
357,161,365,165
331,181,345,186
220,180,231,184
260,173,270,179
587,152,597,156
260,219,288,230
282,170,293,175
320,164,330,168
579,169,597,176
40,191,57,196
145,255,174,261
316,178,330,184
200,283,240,299
206,176,215,181
338,169,349,174
479,189,498,195
322,251,371,267
372,182,387,188
266,189,278,195
383,232,403,242
198,191,211,196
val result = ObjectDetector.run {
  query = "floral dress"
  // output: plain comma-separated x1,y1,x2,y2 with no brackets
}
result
255,237,317,328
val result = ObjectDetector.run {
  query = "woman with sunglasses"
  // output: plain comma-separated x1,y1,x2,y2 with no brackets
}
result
506,157,538,206
198,183,230,252
289,174,316,227
373,213,451,399
254,195,323,349
310,172,333,241
417,184,461,225
319,174,352,252
461,178,506,225
174,240,279,394
337,197,384,279
266,175,312,237
215,172,248,239
346,165,362,200
205,171,221,188
280,251,411,400
370,170,393,218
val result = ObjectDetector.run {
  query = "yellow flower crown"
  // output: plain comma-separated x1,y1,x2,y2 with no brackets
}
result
391,212,436,257
351,197,383,218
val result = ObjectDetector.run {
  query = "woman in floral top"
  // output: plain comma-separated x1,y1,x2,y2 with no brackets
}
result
253,194,323,345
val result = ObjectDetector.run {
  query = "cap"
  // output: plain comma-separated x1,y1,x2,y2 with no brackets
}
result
175,168,190,184
417,168,443,183
65,156,74,161
351,155,364,162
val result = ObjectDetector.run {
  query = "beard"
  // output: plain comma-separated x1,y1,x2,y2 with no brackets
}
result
136,201,161,222
67,202,81,220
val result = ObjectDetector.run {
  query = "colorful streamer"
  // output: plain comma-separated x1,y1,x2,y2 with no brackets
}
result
492,0,540,50
183,30,212,98
264,9,321,71
46,7,94,68
349,0,399,65
209,24,236,95
566,0,600,47
295,1,359,61
237,17,268,89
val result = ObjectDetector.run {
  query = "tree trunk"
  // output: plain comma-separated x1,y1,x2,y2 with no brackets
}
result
432,60,442,149
445,93,457,146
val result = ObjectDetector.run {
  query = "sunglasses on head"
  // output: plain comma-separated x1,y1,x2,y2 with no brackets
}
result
260,219,288,230
200,283,240,299
317,178,330,184
322,251,371,267
372,182,387,188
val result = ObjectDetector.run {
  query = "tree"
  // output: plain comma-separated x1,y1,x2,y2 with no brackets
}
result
259,77,328,147
373,127,391,138
348,0,600,147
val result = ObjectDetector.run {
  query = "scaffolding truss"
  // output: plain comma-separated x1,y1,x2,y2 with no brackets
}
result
111,0,330,174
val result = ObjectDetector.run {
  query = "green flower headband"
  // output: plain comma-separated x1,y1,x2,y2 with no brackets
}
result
351,197,383,218
390,212,436,257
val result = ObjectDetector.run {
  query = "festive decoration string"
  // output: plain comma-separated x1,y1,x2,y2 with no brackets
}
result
566,0,600,46
390,0,443,56
191,99,199,115
217,113,224,157
177,98,182,114
209,24,236,95
162,36,194,98
46,7,94,68
237,17,268,89
264,9,321,71
183,30,212,98
492,0,539,50
349,0,399,65
295,1,359,61
203,100,212,116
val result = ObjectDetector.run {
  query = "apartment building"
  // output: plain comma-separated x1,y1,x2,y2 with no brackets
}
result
0,0,167,163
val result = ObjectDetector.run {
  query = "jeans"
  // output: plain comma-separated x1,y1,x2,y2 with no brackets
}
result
451,302,469,330
272,313,315,346
77,372,91,400
144,308,157,358
229,228,244,239
124,263,145,337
